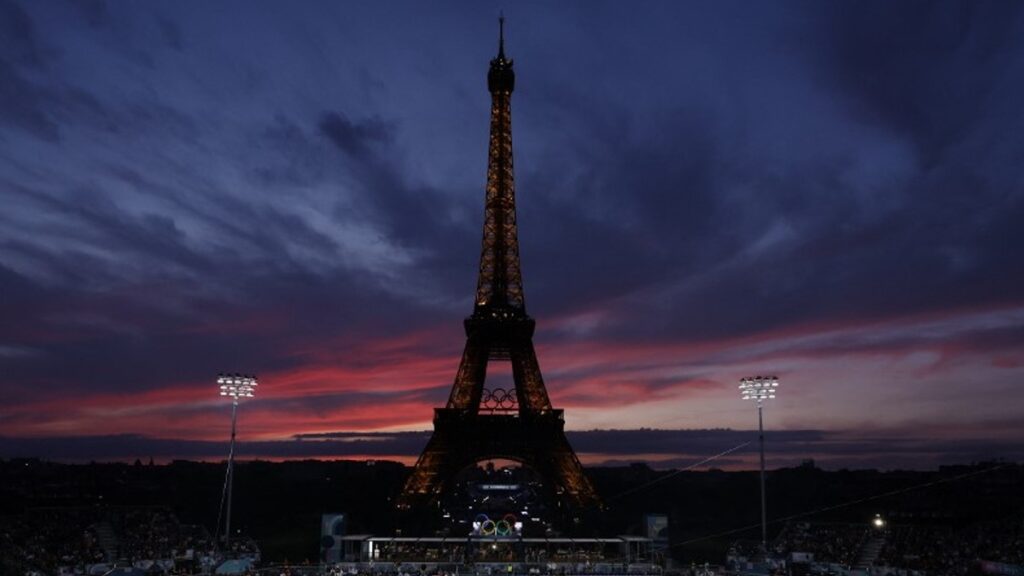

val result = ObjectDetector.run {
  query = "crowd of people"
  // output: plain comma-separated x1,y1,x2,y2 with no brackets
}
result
108,507,217,564
770,521,869,566
876,518,1024,574
733,518,1024,575
0,506,259,575
0,508,107,575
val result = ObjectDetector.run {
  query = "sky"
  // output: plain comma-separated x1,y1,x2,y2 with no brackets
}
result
2,0,1023,470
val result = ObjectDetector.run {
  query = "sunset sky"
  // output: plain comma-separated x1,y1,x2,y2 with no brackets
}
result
2,1,1023,469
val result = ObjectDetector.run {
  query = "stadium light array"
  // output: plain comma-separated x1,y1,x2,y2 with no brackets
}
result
218,373,258,401
739,375,778,404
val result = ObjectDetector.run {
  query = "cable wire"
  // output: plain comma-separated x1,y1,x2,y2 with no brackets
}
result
606,442,753,503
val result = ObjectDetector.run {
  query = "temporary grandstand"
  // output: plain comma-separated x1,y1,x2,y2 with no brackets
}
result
0,506,259,576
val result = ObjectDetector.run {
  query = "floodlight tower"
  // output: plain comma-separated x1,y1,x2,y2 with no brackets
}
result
217,373,257,544
739,375,778,555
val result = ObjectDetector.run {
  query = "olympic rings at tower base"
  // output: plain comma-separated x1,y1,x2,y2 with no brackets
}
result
471,513,523,536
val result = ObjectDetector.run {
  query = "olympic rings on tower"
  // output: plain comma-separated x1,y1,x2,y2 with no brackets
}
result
480,388,518,411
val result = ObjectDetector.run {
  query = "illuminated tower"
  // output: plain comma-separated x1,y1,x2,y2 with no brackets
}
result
397,19,599,514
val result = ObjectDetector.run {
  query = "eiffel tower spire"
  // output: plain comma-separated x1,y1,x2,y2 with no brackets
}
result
498,14,506,60
475,14,522,317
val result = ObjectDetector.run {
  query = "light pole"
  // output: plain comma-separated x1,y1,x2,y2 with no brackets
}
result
217,373,257,545
739,375,778,556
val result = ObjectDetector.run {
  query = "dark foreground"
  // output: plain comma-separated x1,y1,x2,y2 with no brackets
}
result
1,458,1022,573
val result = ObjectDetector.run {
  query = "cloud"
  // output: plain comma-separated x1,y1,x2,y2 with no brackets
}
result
0,59,61,141
4,427,1022,471
157,17,182,52
69,0,109,29
0,0,43,66
811,1,1024,161
318,112,394,160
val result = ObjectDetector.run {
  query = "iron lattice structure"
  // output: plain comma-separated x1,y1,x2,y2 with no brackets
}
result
397,22,600,514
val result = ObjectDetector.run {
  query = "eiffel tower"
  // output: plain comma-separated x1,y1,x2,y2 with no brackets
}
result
396,20,600,514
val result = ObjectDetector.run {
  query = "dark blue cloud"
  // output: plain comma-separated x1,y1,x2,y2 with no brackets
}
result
319,112,394,159
0,59,61,141
0,0,42,67
157,17,182,52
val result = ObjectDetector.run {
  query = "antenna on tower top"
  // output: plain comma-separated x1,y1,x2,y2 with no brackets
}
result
487,12,514,92
498,14,506,59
